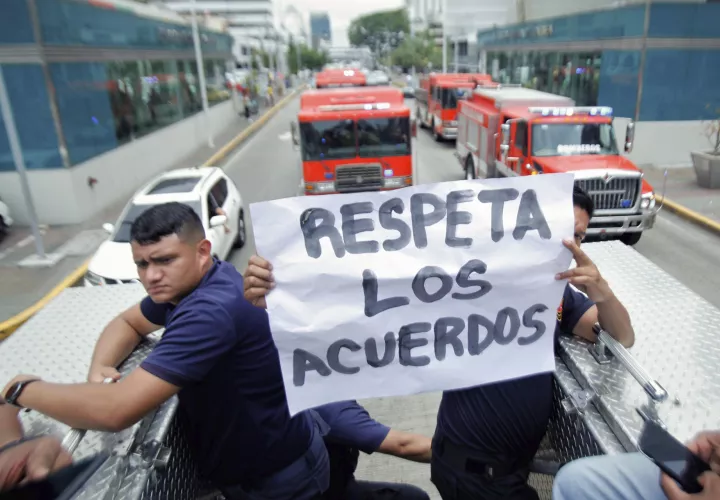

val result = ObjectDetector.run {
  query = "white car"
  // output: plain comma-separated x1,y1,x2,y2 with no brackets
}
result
0,198,12,243
85,167,246,286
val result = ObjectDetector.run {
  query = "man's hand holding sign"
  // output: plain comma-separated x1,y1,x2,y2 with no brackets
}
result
249,174,578,414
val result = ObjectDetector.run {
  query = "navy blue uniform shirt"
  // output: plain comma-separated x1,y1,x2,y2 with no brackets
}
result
435,284,594,461
313,401,390,498
139,260,313,488
314,400,390,455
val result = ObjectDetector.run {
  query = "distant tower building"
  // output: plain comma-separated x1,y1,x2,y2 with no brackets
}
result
310,12,331,50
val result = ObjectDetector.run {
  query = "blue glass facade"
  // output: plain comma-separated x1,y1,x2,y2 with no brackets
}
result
477,3,720,122
0,64,61,171
0,0,232,172
0,0,35,44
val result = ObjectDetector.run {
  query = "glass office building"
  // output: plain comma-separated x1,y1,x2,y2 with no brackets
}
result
0,0,233,172
476,3,720,122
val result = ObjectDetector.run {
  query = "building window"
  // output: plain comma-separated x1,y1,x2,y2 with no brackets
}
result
0,64,61,171
486,50,600,107
48,58,230,167
459,42,468,57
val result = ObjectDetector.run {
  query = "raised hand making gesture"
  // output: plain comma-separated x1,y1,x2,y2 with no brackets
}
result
555,239,614,304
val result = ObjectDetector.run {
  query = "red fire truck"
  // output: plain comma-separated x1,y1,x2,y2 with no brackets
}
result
314,68,367,89
455,85,660,245
290,86,415,195
415,73,492,141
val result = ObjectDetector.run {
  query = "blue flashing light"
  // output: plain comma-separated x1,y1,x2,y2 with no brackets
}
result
384,168,394,177
324,172,334,180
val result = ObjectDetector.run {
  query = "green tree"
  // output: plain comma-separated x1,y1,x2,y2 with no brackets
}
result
390,31,445,71
287,42,329,73
347,8,409,51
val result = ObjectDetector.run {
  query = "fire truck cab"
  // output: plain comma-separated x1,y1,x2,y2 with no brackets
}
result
290,86,415,195
415,73,492,141
314,68,366,89
455,85,659,245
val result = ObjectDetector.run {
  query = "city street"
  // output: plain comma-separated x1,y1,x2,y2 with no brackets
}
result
217,94,720,497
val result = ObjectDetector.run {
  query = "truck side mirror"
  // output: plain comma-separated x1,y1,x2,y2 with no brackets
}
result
290,121,299,147
501,123,511,147
624,121,635,153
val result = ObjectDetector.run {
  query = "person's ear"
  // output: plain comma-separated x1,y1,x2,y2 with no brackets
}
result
197,239,212,258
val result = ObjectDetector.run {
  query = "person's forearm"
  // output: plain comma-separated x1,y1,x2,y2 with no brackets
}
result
597,290,635,348
18,381,129,432
0,406,23,446
89,316,143,373
390,432,432,463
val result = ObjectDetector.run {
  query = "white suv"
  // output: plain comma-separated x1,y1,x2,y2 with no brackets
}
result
85,167,246,286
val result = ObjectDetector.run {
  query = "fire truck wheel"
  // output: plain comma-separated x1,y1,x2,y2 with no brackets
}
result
620,232,642,246
233,210,247,249
465,157,476,180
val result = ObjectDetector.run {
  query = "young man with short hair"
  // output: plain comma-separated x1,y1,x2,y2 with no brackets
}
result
3,202,329,499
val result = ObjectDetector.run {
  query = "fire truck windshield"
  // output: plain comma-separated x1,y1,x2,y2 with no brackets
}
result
358,117,411,157
300,117,411,160
531,123,619,157
440,88,471,109
299,119,356,160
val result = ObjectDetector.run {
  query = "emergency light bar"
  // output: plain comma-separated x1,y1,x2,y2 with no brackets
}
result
317,102,392,111
528,106,613,117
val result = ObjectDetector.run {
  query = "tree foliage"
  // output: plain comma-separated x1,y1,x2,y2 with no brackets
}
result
390,31,446,71
347,8,409,50
287,42,329,73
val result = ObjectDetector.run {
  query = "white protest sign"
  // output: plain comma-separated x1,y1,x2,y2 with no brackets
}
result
250,173,575,415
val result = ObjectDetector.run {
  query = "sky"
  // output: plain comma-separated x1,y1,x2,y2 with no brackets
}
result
280,0,405,47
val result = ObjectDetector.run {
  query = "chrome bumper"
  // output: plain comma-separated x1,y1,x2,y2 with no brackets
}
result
440,127,457,139
586,211,657,236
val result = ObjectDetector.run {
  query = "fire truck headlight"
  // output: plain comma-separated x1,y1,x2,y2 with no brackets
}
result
383,176,411,188
312,181,336,193
641,193,655,210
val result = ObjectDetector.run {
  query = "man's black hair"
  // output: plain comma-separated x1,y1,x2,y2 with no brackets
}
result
130,202,205,245
573,185,594,218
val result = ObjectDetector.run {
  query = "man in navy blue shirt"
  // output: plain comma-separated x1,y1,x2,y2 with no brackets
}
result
429,186,636,500
2,202,329,499
243,186,637,500
312,400,431,499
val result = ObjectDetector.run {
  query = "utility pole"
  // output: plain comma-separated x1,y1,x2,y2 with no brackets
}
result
190,0,213,148
0,65,52,266
454,35,459,72
441,0,447,73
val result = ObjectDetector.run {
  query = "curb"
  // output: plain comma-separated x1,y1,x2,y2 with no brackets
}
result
656,195,720,236
204,85,304,167
0,85,305,340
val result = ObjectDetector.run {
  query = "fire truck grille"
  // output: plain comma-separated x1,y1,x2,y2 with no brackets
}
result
575,176,641,211
335,165,383,193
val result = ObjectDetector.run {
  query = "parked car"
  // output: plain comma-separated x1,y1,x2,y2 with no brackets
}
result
402,86,415,98
0,197,12,243
85,167,246,286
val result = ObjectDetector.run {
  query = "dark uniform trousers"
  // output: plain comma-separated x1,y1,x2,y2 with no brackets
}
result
220,418,330,500
430,434,540,500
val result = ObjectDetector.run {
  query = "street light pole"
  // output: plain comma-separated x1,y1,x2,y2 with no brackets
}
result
0,65,48,262
190,0,214,148
442,0,447,73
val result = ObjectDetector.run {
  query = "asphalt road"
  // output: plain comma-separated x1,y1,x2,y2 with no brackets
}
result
219,95,720,497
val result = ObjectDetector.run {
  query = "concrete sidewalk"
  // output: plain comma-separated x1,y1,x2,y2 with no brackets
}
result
0,91,298,330
642,165,720,225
